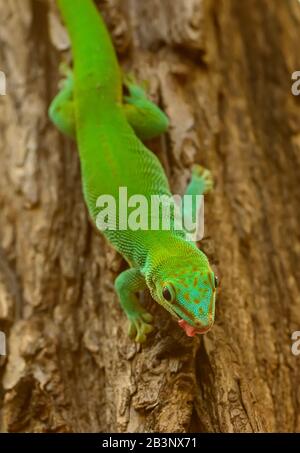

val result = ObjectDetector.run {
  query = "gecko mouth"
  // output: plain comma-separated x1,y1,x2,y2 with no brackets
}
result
178,319,212,337
165,303,213,337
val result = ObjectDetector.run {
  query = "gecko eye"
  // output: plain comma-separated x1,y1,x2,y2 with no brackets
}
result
214,275,219,288
162,288,172,301
162,284,175,303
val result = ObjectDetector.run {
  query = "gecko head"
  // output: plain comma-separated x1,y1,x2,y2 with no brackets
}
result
149,251,218,337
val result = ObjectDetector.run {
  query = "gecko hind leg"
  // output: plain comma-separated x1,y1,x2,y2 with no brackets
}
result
122,75,169,141
48,65,76,139
182,164,214,241
49,69,169,142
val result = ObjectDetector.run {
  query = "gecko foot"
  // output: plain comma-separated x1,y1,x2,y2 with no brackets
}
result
191,164,214,194
128,311,154,343
59,61,72,77
57,62,73,90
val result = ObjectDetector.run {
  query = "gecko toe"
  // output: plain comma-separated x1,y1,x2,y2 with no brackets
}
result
141,312,153,323
128,322,137,340
127,311,154,343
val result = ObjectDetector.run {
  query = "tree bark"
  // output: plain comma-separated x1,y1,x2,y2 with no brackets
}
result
0,0,300,433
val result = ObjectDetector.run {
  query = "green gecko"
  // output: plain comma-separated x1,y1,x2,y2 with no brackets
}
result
49,0,218,342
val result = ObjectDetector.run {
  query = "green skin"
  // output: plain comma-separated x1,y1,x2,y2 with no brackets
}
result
49,0,217,342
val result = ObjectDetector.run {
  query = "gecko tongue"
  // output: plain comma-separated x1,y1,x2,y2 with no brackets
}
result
178,319,199,337
178,319,210,337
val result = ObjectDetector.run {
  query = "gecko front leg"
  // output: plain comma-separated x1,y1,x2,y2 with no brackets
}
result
182,164,214,240
185,164,214,197
115,268,154,343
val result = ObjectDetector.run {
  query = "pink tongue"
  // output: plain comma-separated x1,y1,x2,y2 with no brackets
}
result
178,319,198,337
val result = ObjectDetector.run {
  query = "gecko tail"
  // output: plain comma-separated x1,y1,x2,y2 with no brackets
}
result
57,0,121,93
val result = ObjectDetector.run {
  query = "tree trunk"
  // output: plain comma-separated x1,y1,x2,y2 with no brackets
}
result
0,0,299,433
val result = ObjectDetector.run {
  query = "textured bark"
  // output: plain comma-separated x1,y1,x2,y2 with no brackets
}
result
0,0,300,433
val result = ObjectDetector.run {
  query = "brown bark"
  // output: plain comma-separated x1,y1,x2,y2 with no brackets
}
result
0,0,300,433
